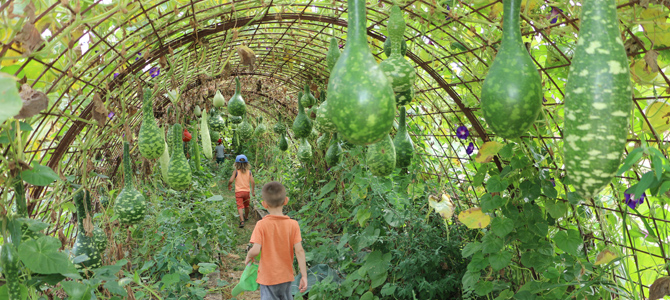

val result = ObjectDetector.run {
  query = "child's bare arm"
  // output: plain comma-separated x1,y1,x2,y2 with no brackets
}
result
227,171,236,190
250,175,256,197
245,243,261,265
294,242,308,292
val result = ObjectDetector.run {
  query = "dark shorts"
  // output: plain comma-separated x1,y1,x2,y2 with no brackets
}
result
216,157,225,163
260,282,293,300
235,191,250,209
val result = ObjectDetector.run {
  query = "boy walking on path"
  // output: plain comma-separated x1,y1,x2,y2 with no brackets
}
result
228,154,255,228
245,182,308,299
214,138,225,165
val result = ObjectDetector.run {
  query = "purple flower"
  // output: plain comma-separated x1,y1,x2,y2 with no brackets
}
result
624,191,645,209
149,67,160,78
543,97,548,103
445,5,451,20
107,112,115,118
456,126,469,139
113,73,119,79
548,7,563,24
338,44,344,49
427,39,435,46
549,178,555,187
466,142,474,155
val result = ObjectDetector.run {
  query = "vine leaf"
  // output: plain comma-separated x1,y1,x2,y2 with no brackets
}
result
428,194,455,219
475,141,504,163
458,207,490,229
644,50,660,73
21,162,59,186
18,236,79,277
594,249,617,265
553,229,582,256
642,102,670,134
0,73,24,125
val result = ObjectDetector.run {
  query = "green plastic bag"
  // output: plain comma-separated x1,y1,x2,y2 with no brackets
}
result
232,262,259,297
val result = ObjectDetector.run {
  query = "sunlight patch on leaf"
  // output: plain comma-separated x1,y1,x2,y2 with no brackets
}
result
475,141,504,164
458,207,490,229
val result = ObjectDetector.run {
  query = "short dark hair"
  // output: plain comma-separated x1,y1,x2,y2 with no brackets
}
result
262,181,286,208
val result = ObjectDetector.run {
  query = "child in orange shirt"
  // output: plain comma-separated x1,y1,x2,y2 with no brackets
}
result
228,155,255,228
245,181,308,299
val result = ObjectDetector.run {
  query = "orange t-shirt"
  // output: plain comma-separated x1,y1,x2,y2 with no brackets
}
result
249,215,302,285
234,170,252,192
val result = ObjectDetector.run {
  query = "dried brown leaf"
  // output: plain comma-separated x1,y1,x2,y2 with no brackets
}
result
645,50,660,73
15,84,48,119
650,277,670,300
15,22,43,56
83,212,94,236
58,229,67,250
624,38,642,56
92,93,108,127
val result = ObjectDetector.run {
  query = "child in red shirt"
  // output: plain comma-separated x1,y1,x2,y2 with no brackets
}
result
228,155,255,228
245,181,308,299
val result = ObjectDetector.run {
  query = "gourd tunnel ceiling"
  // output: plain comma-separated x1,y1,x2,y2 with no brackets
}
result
2,0,670,297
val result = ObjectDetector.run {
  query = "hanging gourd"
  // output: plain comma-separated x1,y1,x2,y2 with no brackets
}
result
159,126,171,182
278,133,289,151
395,87,415,106
0,240,21,299
300,84,317,108
167,124,192,190
208,108,226,131
298,138,313,163
293,96,312,138
317,133,331,150
166,125,174,155
383,38,407,58
230,115,243,124
93,226,107,253
210,131,220,143
314,101,337,134
393,106,414,168
254,116,267,136
238,115,254,139
138,88,165,159
191,121,202,171
213,90,226,108
72,189,102,269
380,5,417,107
228,77,246,116
309,127,319,140
325,133,342,166
194,105,202,117
564,0,632,199
274,119,286,134
114,142,147,225
327,0,395,145
326,38,341,71
366,134,396,176
201,111,213,159
480,0,542,139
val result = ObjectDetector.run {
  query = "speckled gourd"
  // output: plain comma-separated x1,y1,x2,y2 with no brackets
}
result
564,0,632,199
73,189,102,269
293,96,312,138
93,226,107,253
159,126,171,182
1,241,21,299
300,84,317,108
317,133,331,150
167,125,174,155
191,121,201,171
325,133,342,166
278,133,289,151
383,38,407,58
230,115,243,124
366,134,396,176
298,138,313,163
326,38,341,71
314,100,337,134
138,88,165,159
201,112,213,159
228,77,246,116
254,116,267,136
393,107,414,168
210,130,220,142
114,142,147,225
274,120,286,134
208,108,226,131
327,0,395,145
238,116,254,139
167,124,192,190
380,5,417,106
480,0,542,139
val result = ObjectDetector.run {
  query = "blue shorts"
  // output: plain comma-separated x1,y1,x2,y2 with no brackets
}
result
216,157,225,163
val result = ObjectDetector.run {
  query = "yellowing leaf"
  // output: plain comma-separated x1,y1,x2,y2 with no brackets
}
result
428,194,455,220
474,141,504,163
642,102,670,134
458,207,490,229
594,249,617,265
643,22,670,49
631,59,659,84
640,7,667,21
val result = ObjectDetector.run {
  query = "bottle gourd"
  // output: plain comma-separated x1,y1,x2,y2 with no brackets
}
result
138,88,165,159
167,124,192,190
564,0,632,199
326,133,342,166
394,107,414,168
367,134,396,176
73,189,102,269
228,77,246,116
201,112,213,159
293,97,312,138
480,0,542,139
380,5,417,106
326,0,395,145
114,142,147,225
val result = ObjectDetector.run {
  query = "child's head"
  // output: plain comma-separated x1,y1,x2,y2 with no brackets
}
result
235,155,249,171
262,181,287,208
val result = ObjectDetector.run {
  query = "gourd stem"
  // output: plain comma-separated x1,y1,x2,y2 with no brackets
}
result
398,106,406,129
388,5,404,55
235,77,241,94
123,142,133,189
501,0,523,46
347,0,368,46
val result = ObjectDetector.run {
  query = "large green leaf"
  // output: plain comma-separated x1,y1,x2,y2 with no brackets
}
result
553,229,583,256
491,217,514,238
61,281,92,300
0,73,23,125
21,162,59,186
18,236,79,276
489,250,512,271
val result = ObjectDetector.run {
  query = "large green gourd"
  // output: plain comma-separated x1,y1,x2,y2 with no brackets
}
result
93,226,107,253
327,0,396,145
380,5,417,107
317,133,331,150
366,134,396,176
314,100,337,134
383,38,408,58
278,133,289,151
114,142,147,225
238,116,254,139
564,0,632,199
274,120,286,134
230,115,243,124
325,133,342,166
73,189,102,269
201,112,213,159
210,131,220,142
254,116,267,136
167,124,192,190
159,126,171,182
208,108,226,131
293,97,312,138
228,77,246,116
393,107,414,168
1,241,21,299
480,0,542,139
138,88,165,159
326,38,341,71
298,138,313,163
300,84,317,108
